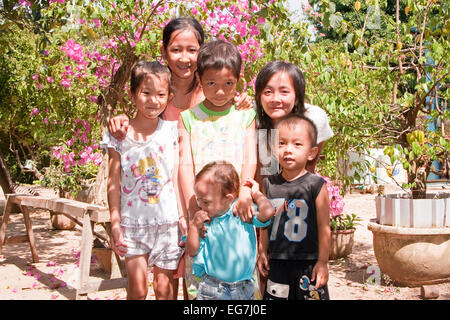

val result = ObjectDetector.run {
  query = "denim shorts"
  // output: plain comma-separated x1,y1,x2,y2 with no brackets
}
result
197,274,255,300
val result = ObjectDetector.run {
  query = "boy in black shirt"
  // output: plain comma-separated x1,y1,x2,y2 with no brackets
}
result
257,114,331,300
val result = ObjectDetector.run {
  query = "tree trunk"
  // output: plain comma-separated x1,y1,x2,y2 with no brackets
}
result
94,50,138,205
0,151,15,195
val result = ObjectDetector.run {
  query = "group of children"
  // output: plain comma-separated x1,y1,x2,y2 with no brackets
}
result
102,17,334,301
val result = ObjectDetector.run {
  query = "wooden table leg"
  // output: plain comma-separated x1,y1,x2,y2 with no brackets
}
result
0,195,14,254
76,212,94,300
20,205,39,263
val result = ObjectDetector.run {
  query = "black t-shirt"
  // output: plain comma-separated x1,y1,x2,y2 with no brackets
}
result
263,172,325,260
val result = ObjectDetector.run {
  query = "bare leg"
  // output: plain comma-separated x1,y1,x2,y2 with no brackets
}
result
153,265,175,300
125,254,149,300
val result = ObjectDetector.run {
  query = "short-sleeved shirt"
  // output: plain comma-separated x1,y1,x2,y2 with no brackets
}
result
181,102,256,176
192,201,271,283
263,172,326,260
101,119,179,224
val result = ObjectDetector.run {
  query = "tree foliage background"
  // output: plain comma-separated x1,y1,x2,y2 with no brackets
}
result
0,0,448,198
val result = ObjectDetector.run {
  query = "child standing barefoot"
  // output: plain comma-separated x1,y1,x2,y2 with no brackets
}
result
102,61,184,300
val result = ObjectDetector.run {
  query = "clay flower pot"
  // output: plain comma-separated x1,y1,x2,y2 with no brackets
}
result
50,212,76,230
368,220,450,286
329,228,355,260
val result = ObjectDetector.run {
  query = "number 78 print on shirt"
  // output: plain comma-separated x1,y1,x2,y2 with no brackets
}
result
267,198,319,261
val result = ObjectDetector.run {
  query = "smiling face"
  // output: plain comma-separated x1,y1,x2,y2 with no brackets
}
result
200,67,238,111
131,74,171,120
161,29,200,81
260,71,297,124
276,120,318,180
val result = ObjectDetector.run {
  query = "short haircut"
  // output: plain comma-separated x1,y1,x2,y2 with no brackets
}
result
130,60,172,95
275,114,318,147
196,40,242,79
195,161,240,197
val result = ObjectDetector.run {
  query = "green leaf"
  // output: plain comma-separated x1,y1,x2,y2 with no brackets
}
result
329,14,343,29
329,2,336,14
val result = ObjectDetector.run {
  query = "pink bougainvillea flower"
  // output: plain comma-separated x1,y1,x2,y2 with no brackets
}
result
19,0,30,6
46,76,54,83
60,77,71,89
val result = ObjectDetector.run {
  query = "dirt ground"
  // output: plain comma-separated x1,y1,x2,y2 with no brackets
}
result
0,187,449,300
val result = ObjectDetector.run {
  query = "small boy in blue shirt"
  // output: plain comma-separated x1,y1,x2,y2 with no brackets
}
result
186,161,275,300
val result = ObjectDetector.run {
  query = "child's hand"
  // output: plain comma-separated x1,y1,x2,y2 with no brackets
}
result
178,216,188,247
234,92,253,110
108,114,129,141
110,226,127,257
193,210,210,238
311,260,329,289
242,178,260,197
256,251,270,277
178,216,188,236
233,187,255,223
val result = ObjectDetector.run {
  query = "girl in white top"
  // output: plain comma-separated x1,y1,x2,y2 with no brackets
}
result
102,61,184,300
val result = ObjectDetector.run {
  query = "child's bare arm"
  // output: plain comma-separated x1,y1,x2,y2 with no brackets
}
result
243,178,274,223
186,210,210,257
312,183,331,288
234,119,257,222
172,134,188,242
107,149,127,256
177,115,201,221
257,228,270,277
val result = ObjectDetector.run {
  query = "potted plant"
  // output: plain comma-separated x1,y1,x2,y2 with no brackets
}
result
321,1,450,286
321,175,362,260
301,0,449,285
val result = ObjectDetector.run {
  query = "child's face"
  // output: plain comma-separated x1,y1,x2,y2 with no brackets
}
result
161,29,200,80
276,122,318,175
194,176,234,219
199,67,238,110
260,71,296,123
132,74,171,119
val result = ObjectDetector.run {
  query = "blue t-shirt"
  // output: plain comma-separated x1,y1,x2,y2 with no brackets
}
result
192,201,270,283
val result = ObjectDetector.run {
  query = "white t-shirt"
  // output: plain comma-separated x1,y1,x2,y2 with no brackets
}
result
101,119,179,225
304,103,334,144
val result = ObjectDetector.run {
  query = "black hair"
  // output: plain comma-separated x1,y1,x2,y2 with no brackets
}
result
130,60,172,95
162,17,205,50
255,61,306,130
196,39,242,80
275,114,318,147
162,17,205,94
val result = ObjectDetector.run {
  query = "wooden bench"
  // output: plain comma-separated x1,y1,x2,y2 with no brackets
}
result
0,194,127,299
